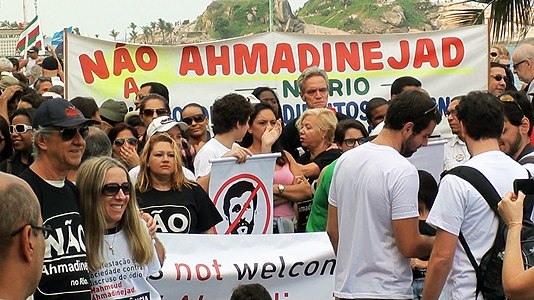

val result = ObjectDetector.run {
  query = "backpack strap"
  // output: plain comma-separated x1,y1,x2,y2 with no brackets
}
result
444,166,502,298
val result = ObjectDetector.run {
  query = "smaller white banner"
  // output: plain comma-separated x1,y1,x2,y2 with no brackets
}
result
209,153,279,234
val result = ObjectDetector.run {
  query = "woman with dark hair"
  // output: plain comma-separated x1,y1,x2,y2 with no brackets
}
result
0,116,13,163
77,156,163,299
241,103,312,233
306,119,368,232
252,87,283,123
136,133,222,233
0,108,35,175
108,123,140,169
139,93,170,129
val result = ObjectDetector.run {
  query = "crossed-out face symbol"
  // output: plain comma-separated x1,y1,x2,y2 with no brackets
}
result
223,180,258,234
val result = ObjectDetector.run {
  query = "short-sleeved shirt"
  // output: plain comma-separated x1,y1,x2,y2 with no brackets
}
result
193,138,237,179
137,185,222,233
306,159,337,232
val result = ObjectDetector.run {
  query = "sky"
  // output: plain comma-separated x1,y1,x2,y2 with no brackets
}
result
0,0,308,39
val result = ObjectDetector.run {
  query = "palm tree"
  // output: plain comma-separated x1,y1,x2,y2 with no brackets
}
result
129,22,138,43
164,21,174,44
109,29,120,41
157,18,167,44
141,26,152,43
150,21,157,43
448,0,533,41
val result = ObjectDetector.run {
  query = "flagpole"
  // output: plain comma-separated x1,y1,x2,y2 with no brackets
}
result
64,27,69,99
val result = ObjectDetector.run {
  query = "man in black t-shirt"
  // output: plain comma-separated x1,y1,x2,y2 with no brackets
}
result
280,66,348,160
20,98,99,300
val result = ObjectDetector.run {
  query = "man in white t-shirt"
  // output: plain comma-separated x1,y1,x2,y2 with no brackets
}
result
423,91,530,300
193,93,253,192
327,90,440,299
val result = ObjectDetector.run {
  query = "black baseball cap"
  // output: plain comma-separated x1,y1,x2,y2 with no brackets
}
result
27,46,39,53
33,98,100,128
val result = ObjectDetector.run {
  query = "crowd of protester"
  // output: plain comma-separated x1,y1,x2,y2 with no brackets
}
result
1,40,534,300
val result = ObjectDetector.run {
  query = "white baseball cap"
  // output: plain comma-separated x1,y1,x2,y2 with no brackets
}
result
146,116,187,139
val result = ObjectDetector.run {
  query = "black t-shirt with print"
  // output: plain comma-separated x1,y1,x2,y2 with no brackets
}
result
137,184,222,234
20,168,90,300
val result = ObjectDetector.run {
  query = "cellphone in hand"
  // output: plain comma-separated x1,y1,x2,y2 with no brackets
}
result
513,179,534,195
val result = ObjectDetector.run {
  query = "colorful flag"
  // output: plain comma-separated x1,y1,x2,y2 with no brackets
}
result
51,26,72,46
16,16,43,54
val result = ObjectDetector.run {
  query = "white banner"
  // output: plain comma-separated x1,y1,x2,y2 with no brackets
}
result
209,153,278,234
150,232,336,300
66,26,488,125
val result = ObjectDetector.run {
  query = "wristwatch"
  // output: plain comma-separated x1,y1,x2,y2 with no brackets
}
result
278,184,285,196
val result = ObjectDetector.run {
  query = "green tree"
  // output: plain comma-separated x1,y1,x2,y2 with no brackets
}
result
129,22,138,43
109,29,119,41
150,21,157,43
164,21,174,44
141,26,152,43
157,18,167,44
213,17,230,39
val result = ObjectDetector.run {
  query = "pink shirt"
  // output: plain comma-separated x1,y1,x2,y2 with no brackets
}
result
273,163,294,218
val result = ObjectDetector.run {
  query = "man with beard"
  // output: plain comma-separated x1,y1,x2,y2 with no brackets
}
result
223,181,257,234
326,90,440,299
443,96,470,171
423,91,529,299
498,91,534,173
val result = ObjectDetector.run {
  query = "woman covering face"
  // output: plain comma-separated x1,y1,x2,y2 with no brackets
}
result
108,123,140,170
77,157,163,300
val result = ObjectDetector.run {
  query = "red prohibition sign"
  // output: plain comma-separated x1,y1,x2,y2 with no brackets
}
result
213,173,272,234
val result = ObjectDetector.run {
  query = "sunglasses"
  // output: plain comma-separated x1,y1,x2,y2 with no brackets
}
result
102,182,131,196
51,126,89,141
114,137,138,147
490,51,498,58
11,223,53,239
342,137,365,147
490,74,507,82
9,124,33,134
422,103,438,116
142,108,169,117
182,114,206,125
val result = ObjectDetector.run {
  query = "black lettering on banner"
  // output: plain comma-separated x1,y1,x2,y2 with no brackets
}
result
233,256,337,280
118,292,150,300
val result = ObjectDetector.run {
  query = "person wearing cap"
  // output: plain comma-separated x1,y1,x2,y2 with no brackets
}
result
19,98,100,299
19,46,42,73
99,98,128,134
129,116,195,186
40,56,63,86
0,75,23,122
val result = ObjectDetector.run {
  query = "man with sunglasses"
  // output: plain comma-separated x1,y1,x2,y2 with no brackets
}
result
512,43,534,102
20,98,100,300
0,172,47,300
488,62,508,95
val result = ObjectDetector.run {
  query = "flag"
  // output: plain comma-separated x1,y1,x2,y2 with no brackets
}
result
16,16,43,54
51,26,72,46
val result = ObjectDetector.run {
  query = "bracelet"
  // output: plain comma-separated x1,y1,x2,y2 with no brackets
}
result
507,222,522,228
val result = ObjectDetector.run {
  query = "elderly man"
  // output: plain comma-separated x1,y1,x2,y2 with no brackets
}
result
443,96,470,170
512,43,534,102
20,98,100,299
0,172,47,300
280,66,348,159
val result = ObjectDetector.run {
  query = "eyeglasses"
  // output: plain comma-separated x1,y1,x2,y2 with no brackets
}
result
513,59,528,69
500,94,525,117
114,137,138,147
444,109,457,117
50,126,89,141
422,103,438,116
142,108,169,117
490,74,507,82
102,182,131,196
343,137,365,147
9,124,33,134
11,223,53,239
304,87,328,96
182,114,206,125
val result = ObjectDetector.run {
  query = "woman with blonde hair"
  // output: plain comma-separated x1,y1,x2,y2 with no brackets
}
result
77,156,163,299
136,133,222,234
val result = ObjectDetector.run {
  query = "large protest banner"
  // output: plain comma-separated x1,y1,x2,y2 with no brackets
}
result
66,25,488,123
209,153,278,234
149,232,336,300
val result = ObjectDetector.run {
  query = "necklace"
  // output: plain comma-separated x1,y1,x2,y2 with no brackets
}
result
104,234,116,255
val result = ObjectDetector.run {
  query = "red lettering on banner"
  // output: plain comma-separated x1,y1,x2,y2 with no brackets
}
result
212,259,223,280
388,40,410,69
135,46,158,71
336,42,360,72
174,259,223,281
123,77,138,99
180,46,204,75
206,45,230,76
181,296,204,300
196,264,211,281
362,41,383,71
272,43,296,74
113,47,136,76
78,50,110,84
233,43,268,75
442,37,464,67
413,38,439,68
322,43,333,72
175,263,192,280
297,43,320,71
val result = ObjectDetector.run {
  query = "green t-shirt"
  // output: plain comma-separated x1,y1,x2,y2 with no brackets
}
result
306,159,338,232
